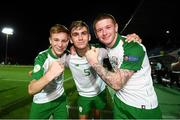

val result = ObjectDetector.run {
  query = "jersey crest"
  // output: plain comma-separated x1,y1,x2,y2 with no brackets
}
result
110,56,119,68
33,64,41,73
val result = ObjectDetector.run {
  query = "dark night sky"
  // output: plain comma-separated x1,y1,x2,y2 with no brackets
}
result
0,0,178,65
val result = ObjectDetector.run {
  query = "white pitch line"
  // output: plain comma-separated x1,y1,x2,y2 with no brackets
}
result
0,79,30,82
0,76,73,82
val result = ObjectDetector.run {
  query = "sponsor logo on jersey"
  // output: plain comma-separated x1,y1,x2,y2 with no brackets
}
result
123,55,139,62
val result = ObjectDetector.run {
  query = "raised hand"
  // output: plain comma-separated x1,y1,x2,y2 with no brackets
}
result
47,61,64,81
70,45,76,55
125,33,142,43
85,46,99,66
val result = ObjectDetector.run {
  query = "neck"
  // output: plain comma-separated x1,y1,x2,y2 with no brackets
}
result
107,33,118,48
75,45,90,57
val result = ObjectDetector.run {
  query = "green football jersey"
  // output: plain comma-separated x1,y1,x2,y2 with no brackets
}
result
32,48,66,103
107,34,158,109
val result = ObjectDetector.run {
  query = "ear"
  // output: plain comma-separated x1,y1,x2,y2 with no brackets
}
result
49,37,52,44
115,23,118,33
95,33,98,39
88,34,91,41
94,30,99,39
70,38,73,44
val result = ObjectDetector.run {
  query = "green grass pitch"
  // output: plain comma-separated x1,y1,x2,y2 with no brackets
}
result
0,65,180,119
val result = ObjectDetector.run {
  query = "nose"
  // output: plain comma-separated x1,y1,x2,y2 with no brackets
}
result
102,29,107,35
78,34,83,40
58,41,62,47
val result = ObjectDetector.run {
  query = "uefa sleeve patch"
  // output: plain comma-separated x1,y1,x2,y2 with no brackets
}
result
123,55,139,62
33,64,41,73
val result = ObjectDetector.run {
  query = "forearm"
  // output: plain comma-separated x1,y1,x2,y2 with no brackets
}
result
92,63,134,90
28,72,54,95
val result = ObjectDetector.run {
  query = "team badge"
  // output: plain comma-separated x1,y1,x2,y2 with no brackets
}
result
79,106,83,113
110,56,119,68
33,64,41,73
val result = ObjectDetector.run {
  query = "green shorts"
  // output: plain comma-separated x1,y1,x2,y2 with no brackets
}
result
78,90,107,115
113,95,162,119
29,93,68,119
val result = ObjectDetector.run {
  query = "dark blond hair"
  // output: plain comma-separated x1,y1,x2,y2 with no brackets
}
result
50,24,69,37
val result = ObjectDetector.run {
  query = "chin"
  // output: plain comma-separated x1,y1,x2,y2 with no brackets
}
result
102,42,109,46
76,45,86,49
56,51,64,56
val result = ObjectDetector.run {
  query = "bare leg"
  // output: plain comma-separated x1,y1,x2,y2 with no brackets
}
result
93,109,100,119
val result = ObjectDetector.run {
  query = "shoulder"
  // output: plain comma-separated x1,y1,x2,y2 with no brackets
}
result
34,49,49,64
35,49,48,59
99,47,107,52
123,42,145,56
99,47,108,58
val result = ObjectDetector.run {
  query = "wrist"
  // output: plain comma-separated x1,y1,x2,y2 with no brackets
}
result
44,72,54,82
92,62,100,68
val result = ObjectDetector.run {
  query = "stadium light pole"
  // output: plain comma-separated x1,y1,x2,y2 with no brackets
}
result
2,27,14,65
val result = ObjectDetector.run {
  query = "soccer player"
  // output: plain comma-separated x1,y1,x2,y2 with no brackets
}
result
65,20,142,119
28,24,69,119
29,21,141,119
85,13,162,119
65,20,108,119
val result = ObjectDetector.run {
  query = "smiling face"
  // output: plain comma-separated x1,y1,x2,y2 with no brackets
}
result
69,21,91,51
49,24,69,57
93,14,119,48
70,26,90,50
94,18,118,48
49,32,69,57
